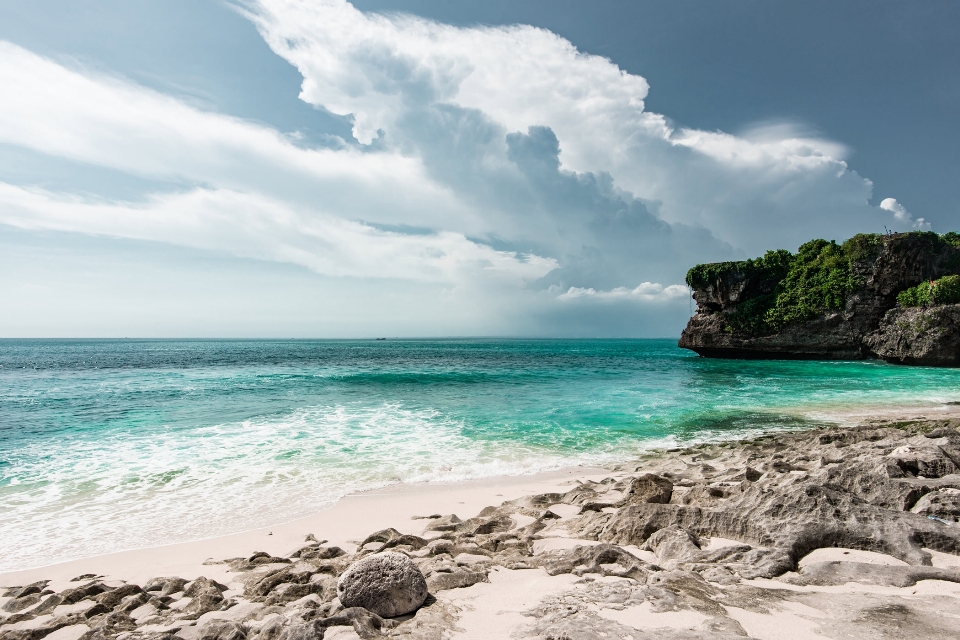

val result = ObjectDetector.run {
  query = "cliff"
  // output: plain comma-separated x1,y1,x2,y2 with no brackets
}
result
679,232,960,364
864,304,960,366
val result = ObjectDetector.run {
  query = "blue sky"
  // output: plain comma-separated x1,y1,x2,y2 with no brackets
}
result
1,0,957,337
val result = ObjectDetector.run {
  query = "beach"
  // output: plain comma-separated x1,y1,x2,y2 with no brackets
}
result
7,339,960,574
4,409,960,640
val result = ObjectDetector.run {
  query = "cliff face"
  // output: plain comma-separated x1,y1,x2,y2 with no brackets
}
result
864,304,960,366
679,232,960,363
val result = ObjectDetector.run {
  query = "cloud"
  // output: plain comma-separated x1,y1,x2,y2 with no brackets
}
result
0,1,939,335
0,183,555,283
557,283,691,302
248,0,918,256
0,41,466,230
880,197,930,230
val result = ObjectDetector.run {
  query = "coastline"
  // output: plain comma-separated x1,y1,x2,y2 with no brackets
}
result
4,407,960,639
5,402,960,586
0,465,616,589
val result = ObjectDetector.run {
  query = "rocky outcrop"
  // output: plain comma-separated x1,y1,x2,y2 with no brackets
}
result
4,418,960,639
335,553,428,618
680,232,960,362
865,303,960,366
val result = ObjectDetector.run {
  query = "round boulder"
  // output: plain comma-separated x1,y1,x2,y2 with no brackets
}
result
336,552,428,618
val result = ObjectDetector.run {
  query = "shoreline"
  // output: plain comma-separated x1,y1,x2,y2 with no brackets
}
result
0,465,617,588
4,409,960,639
5,402,960,585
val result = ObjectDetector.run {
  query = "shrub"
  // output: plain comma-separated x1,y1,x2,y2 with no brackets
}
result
688,231,960,335
760,240,858,331
685,249,792,290
942,232,960,248
897,274,960,307
841,233,884,264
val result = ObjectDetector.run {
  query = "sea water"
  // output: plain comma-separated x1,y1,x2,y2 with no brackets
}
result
2,338,959,572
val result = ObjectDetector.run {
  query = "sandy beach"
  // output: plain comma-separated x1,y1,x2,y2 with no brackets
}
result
4,410,960,640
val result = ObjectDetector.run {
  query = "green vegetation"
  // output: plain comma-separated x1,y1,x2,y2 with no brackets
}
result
943,232,960,249
685,249,791,290
723,239,860,335
764,239,859,331
840,233,884,263
688,231,960,336
897,274,960,307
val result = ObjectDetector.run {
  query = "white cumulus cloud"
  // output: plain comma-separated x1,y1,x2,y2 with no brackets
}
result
0,1,938,335
880,197,930,230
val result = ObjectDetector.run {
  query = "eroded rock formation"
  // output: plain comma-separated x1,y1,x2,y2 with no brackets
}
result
3,419,960,639
679,232,960,364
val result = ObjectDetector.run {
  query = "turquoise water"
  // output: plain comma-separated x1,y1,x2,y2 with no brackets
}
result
2,338,960,572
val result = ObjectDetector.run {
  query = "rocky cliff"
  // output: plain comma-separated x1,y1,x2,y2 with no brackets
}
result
679,232,960,364
865,304,960,366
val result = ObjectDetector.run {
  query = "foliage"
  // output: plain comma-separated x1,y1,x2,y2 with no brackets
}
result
688,231,960,336
840,233,884,264
942,232,960,249
725,293,777,335
762,239,859,331
685,249,792,290
897,274,960,307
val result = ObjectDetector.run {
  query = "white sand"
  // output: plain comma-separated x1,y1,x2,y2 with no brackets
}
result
0,465,618,590
439,567,579,639
798,547,909,568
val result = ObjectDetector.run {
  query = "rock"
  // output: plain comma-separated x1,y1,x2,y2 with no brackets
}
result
644,526,703,564
196,620,246,640
143,577,188,596
911,488,960,522
679,232,960,363
782,561,960,587
316,608,397,640
3,582,49,599
865,304,960,366
77,612,136,640
246,553,291,566
275,621,321,640
246,566,314,599
336,552,428,618
540,544,654,580
453,553,491,566
421,514,461,532
93,584,144,610
0,613,88,640
295,546,345,561
2,595,41,613
425,539,454,556
425,571,488,592
357,529,426,552
179,577,227,617
622,473,673,505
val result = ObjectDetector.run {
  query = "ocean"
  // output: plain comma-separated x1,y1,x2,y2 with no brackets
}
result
2,338,959,572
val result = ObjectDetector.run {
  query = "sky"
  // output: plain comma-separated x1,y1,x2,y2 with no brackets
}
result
0,0,957,338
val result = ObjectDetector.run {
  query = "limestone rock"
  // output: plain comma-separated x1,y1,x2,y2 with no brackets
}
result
782,561,960,587
865,304,960,366
1,595,40,614
679,232,960,363
623,473,673,505
143,577,188,597
336,553,428,618
425,571,487,592
645,526,703,564
197,620,246,640
421,514,461,533
910,488,960,521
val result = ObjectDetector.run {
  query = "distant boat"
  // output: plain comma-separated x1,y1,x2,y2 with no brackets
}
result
375,338,386,341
